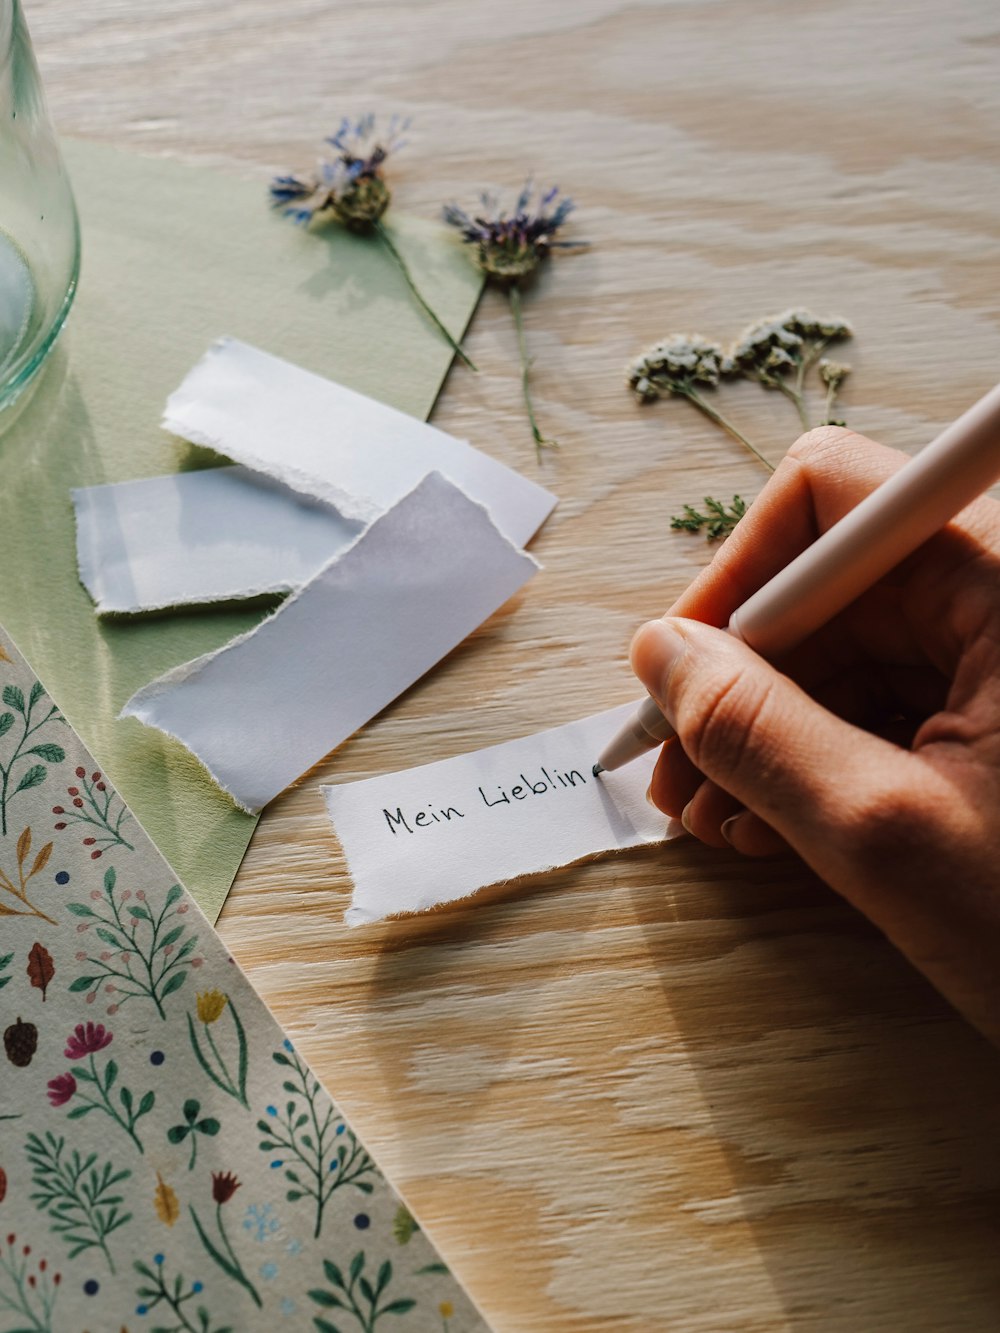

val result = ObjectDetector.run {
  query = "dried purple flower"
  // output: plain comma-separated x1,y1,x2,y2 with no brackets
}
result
444,182,586,459
270,116,474,369
443,183,582,283
270,114,407,231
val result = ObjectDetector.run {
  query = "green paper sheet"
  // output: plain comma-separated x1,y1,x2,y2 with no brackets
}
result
0,139,483,921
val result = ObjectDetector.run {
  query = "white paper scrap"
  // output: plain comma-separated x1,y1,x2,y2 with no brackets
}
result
163,337,557,547
324,702,685,926
73,466,364,612
121,473,539,813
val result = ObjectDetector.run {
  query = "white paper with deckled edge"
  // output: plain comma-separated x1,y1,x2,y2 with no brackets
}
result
121,473,540,814
324,702,685,926
162,336,557,548
73,466,365,612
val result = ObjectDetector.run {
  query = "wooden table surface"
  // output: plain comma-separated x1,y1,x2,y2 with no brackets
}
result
30,2,1000,1328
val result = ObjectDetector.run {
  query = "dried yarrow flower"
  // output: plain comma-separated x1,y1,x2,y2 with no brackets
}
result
727,308,852,428
445,183,586,460
271,116,474,369
629,310,857,540
627,334,772,472
818,357,851,426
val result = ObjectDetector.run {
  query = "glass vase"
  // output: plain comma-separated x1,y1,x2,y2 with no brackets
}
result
0,0,80,415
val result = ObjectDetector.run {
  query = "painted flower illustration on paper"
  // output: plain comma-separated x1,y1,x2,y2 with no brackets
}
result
190,1171,262,1308
188,989,250,1108
0,1231,61,1332
167,1098,221,1170
55,1021,156,1152
0,644,479,1328
52,765,134,857
0,679,64,837
26,1130,132,1271
243,1200,281,1244
0,826,57,925
308,1252,416,1330
64,1021,112,1059
68,870,198,1019
197,989,227,1025
133,1252,231,1330
258,1041,374,1239
46,1072,77,1107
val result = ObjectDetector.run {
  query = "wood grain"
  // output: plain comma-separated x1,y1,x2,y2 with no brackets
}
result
28,1,1000,1327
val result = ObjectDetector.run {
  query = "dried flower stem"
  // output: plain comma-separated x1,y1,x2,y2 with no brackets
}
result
769,338,828,429
676,386,775,473
509,284,557,461
374,222,476,371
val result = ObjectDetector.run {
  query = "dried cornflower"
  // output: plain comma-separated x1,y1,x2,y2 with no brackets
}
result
627,334,773,472
727,308,852,429
445,183,585,460
271,116,474,369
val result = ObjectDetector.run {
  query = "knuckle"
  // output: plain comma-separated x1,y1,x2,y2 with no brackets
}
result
788,424,868,467
678,667,774,783
834,777,940,866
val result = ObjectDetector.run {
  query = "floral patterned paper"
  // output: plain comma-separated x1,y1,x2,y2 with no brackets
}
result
0,633,487,1333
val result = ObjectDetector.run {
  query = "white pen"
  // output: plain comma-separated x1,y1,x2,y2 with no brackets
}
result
594,381,1000,774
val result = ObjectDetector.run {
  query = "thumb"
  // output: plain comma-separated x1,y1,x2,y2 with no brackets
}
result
630,617,933,874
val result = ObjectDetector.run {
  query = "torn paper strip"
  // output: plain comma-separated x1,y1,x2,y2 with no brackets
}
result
163,337,557,546
324,702,685,925
121,473,539,813
73,466,364,612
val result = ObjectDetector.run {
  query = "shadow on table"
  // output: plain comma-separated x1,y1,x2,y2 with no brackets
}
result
631,844,1000,1330
360,860,603,1155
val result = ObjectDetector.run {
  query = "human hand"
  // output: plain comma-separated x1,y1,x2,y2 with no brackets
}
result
631,426,1000,1045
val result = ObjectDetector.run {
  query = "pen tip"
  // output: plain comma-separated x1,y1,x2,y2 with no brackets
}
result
592,763,604,778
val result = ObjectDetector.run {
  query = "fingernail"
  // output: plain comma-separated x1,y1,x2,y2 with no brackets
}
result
631,619,686,706
720,813,744,845
680,799,695,835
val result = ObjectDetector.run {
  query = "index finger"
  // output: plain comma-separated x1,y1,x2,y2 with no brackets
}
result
668,426,909,626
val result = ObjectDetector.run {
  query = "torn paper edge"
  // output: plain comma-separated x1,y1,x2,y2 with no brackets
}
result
72,467,364,614
161,337,558,545
341,821,685,927
120,472,541,814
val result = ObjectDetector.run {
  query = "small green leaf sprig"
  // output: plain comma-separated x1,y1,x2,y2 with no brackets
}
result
271,115,475,370
134,1252,233,1333
670,495,748,541
628,309,853,538
257,1040,375,1240
0,1231,61,1332
51,764,134,856
0,680,64,837
445,183,586,460
309,1252,416,1331
67,868,199,1020
25,1130,132,1272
